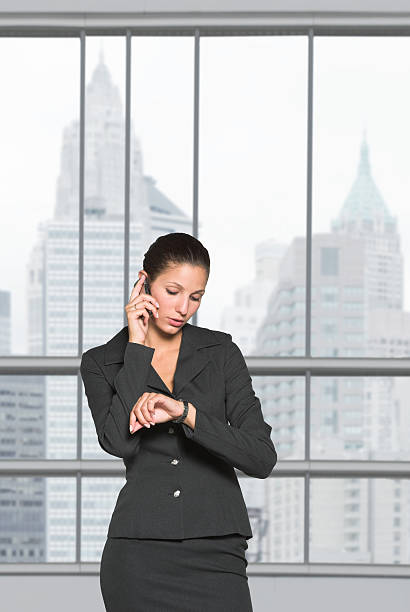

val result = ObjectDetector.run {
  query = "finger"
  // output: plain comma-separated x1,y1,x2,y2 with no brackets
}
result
131,421,144,433
135,393,158,427
132,392,148,412
126,298,159,319
125,303,153,320
128,293,159,310
141,398,156,425
133,274,144,288
142,300,159,319
134,396,152,427
129,409,137,434
130,393,149,432
137,405,150,427
131,274,145,296
129,273,145,301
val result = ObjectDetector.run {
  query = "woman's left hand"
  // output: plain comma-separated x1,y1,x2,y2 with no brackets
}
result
129,392,183,433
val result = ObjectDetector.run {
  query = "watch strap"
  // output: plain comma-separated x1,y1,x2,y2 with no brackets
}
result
172,399,189,423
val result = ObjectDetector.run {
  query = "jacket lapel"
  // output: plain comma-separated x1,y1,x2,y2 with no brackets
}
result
103,322,222,397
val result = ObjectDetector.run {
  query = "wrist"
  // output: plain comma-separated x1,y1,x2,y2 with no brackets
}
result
128,338,145,345
182,402,196,430
181,401,189,423
172,399,189,423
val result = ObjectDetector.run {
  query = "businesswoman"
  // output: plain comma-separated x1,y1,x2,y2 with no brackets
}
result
81,232,277,612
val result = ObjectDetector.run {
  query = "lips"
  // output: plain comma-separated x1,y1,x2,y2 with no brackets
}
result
168,318,184,326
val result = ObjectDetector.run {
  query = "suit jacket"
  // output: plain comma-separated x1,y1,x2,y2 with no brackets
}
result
80,322,277,540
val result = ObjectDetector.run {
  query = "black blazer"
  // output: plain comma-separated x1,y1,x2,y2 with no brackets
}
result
80,322,277,540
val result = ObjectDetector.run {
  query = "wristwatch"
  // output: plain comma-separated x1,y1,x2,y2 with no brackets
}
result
172,399,189,423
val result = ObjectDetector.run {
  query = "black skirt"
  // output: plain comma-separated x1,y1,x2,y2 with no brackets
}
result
100,533,253,612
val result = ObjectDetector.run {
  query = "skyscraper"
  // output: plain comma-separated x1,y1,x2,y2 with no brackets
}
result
16,51,191,562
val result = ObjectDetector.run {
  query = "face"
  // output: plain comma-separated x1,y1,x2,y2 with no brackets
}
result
144,264,207,332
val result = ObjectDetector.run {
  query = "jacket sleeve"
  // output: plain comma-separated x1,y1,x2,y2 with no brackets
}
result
80,342,155,460
181,334,277,478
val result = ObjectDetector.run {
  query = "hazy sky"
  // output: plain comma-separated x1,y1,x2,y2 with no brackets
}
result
2,35,410,353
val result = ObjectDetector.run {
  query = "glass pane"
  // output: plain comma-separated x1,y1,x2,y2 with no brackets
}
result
0,38,80,356
83,37,126,353
313,37,410,358
311,376,410,460
0,375,77,460
241,476,304,563
81,476,124,562
129,36,194,291
197,36,308,357
310,478,410,564
0,477,76,563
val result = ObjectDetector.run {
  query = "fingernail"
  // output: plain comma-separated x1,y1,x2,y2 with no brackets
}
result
150,421,155,426
144,423,150,428
129,425,133,433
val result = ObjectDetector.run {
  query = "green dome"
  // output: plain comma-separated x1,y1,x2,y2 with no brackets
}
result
332,133,395,232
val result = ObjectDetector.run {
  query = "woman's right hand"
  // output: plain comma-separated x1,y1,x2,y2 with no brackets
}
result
125,273,159,344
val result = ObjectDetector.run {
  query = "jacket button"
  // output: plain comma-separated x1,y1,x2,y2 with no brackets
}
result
168,426,175,434
173,489,181,497
171,458,179,465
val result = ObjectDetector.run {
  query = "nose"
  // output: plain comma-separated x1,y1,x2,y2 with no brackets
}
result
176,301,189,316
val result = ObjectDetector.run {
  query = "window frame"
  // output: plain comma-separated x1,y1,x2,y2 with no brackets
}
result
0,21,410,577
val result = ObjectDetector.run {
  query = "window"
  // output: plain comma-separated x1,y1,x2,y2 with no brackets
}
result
1,24,409,578
321,247,339,276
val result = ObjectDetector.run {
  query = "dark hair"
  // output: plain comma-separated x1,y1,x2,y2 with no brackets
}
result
142,232,210,284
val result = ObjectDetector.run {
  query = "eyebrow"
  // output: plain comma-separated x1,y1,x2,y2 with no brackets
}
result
167,282,205,294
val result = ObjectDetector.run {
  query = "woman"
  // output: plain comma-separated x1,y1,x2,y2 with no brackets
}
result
81,232,277,611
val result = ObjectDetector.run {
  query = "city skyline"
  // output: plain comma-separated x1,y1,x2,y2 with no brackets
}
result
1,35,410,566
3,36,410,352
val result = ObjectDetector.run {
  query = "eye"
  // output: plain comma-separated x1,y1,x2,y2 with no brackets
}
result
166,289,201,302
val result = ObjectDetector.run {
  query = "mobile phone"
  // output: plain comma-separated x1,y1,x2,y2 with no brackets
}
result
132,276,153,318
144,279,153,317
